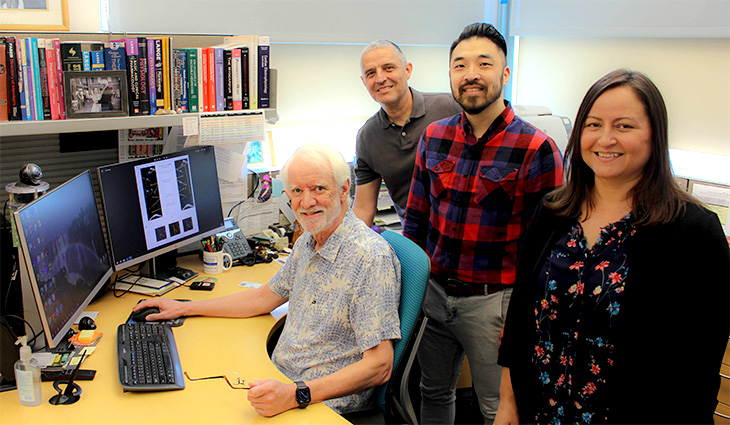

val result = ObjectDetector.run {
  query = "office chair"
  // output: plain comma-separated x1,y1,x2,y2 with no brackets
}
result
375,230,431,425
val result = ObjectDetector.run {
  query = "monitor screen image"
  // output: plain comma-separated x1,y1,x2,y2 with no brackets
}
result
97,145,225,272
13,171,114,349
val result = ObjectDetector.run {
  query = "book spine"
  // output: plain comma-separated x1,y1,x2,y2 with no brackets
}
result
206,47,215,111
60,42,83,71
123,38,140,115
185,48,198,113
0,43,7,121
172,49,188,113
21,40,33,120
82,50,91,71
44,39,59,120
37,41,51,120
152,38,164,108
241,46,249,109
52,39,65,120
257,36,270,109
223,49,232,110
201,47,209,112
195,47,203,112
137,37,150,115
162,37,172,110
231,48,242,110
5,38,21,120
17,40,28,121
90,50,105,71
30,38,44,120
104,41,126,70
147,38,157,115
214,47,224,112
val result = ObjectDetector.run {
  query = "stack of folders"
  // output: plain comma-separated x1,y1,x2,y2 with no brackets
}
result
114,273,179,296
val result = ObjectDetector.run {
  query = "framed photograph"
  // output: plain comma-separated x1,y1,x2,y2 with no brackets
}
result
64,71,129,119
0,0,69,31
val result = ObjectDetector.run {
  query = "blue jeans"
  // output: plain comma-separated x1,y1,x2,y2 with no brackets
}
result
418,278,512,425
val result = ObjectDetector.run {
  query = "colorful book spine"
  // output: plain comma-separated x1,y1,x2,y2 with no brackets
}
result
104,41,126,70
4,38,21,120
28,38,43,120
0,43,7,121
172,49,188,113
201,47,209,112
162,37,173,110
21,40,34,120
206,47,215,111
241,46,249,109
149,38,164,109
214,47,224,112
147,38,157,115
184,48,199,113
17,40,28,121
231,47,242,110
121,38,140,115
59,42,84,71
257,36,270,109
53,38,65,120
137,37,150,115
82,50,91,71
44,39,59,120
37,39,52,120
90,50,105,71
223,49,232,110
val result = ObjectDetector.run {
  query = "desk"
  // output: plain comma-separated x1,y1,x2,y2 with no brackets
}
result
0,255,349,425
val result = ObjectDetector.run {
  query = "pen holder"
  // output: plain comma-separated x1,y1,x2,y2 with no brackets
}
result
203,250,232,274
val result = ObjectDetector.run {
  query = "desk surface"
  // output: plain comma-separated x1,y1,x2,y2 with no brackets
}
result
0,255,349,425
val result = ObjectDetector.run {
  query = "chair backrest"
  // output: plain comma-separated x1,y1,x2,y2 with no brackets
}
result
375,230,430,414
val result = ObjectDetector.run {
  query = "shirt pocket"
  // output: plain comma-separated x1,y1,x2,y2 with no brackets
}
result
475,166,518,209
426,156,455,199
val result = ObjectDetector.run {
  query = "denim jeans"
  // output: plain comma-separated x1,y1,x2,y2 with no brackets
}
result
418,278,512,425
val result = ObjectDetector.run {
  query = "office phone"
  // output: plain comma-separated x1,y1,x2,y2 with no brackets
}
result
217,218,255,266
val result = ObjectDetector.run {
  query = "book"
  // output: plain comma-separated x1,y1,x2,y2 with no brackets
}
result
149,36,174,111
119,38,140,115
205,47,215,111
214,47,224,112
183,48,199,113
28,38,43,120
148,38,164,109
137,37,150,115
146,38,157,115
90,50,105,71
172,49,188,113
37,39,51,120
241,46,249,109
104,41,126,70
223,49,232,110
52,38,65,120
0,43,7,121
257,36,270,109
230,47,242,110
2,37,21,120
17,39,29,121
44,39,59,120
201,47,210,112
222,35,258,109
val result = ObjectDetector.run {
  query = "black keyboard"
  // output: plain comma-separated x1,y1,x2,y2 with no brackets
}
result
117,322,185,391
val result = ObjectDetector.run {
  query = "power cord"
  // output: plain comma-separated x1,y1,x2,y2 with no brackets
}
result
227,170,260,217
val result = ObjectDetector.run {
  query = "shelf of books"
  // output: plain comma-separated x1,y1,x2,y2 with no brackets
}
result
0,33,272,138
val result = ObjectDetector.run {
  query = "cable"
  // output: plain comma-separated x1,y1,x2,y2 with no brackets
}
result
227,170,261,217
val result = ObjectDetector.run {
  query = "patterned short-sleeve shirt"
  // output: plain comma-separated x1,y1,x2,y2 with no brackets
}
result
268,209,401,414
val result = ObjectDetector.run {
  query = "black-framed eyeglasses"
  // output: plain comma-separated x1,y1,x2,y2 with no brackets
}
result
183,371,254,390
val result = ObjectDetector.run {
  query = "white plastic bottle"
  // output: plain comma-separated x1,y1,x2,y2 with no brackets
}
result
14,336,42,406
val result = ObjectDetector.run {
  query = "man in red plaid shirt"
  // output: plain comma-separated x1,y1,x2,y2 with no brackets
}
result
403,23,563,424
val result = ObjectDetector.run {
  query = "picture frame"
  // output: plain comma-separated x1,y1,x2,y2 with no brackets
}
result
0,0,69,31
64,70,129,119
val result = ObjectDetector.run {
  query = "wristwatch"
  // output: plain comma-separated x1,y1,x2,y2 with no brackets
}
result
294,381,310,409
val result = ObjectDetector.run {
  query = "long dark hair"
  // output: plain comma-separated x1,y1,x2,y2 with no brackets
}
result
546,69,696,226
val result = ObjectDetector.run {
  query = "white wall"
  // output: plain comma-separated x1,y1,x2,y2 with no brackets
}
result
67,0,100,33
514,36,730,156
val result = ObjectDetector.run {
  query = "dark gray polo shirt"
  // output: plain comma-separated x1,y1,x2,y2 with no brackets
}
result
355,88,462,213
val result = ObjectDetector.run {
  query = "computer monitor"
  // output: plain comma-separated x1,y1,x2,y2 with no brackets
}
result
97,145,225,274
13,171,114,350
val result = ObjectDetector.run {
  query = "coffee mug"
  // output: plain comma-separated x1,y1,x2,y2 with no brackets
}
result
203,250,232,274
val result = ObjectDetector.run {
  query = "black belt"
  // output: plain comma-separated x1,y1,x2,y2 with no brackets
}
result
432,273,509,297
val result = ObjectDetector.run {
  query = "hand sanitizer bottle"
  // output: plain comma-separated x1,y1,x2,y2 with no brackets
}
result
14,336,42,406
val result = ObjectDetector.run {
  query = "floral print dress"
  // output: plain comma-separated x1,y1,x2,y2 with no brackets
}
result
532,215,636,424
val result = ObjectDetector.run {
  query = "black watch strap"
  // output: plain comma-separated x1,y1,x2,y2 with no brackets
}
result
294,381,310,409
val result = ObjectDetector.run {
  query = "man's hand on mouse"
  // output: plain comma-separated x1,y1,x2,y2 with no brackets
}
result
133,298,186,321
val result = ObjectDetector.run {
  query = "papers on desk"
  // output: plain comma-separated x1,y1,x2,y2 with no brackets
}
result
114,273,180,296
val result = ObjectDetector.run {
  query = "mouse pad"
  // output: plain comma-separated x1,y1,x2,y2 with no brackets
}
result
126,299,191,327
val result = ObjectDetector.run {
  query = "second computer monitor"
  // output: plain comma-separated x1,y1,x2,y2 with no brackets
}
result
98,145,225,272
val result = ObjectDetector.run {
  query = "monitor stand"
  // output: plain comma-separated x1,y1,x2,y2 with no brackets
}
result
142,250,196,283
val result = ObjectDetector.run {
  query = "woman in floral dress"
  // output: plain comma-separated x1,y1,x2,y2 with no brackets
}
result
495,69,729,424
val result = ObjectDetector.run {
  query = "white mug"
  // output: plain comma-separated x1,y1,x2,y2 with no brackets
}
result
203,250,232,274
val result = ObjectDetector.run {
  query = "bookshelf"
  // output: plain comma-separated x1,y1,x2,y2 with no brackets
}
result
0,113,188,137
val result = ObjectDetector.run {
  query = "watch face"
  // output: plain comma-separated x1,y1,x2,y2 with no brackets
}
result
295,384,311,405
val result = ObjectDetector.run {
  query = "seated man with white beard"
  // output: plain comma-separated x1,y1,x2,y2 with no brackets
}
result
133,143,401,417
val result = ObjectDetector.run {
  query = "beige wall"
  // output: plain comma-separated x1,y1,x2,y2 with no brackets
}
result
514,36,730,156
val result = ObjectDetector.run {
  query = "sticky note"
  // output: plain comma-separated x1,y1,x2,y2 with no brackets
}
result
77,330,96,343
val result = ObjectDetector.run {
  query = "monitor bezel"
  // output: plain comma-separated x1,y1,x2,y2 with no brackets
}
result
97,145,226,272
13,170,114,350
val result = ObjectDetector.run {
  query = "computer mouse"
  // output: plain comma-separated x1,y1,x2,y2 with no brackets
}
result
78,316,96,330
131,307,161,322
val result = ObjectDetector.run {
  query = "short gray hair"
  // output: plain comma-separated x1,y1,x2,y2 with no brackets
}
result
361,40,408,71
280,143,350,190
